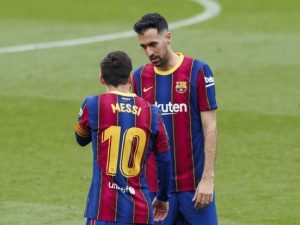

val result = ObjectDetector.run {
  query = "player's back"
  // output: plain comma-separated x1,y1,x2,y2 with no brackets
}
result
82,91,162,224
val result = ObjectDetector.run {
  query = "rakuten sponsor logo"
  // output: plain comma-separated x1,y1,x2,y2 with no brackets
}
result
154,102,187,115
108,182,135,195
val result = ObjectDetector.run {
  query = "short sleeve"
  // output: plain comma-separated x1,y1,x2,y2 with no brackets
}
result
197,64,218,111
75,99,90,137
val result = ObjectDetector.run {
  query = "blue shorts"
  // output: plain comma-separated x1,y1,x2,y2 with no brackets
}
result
152,192,218,225
86,218,149,225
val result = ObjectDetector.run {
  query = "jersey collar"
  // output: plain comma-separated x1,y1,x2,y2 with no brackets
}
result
109,91,137,97
154,52,184,75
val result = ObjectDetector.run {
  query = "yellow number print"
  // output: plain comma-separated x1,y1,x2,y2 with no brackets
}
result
101,126,147,177
101,126,121,176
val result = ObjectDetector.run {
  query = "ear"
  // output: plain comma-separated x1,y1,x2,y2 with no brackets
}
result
99,73,105,84
129,72,133,84
165,31,172,44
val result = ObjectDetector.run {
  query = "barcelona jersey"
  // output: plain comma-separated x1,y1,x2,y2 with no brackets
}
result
133,53,217,192
75,91,170,224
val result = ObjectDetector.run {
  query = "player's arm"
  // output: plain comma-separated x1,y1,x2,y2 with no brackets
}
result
152,150,170,222
192,110,217,209
155,151,171,201
75,100,91,146
151,110,171,221
193,63,218,209
201,110,217,181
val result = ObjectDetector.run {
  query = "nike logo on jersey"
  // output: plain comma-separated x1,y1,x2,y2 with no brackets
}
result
143,86,153,92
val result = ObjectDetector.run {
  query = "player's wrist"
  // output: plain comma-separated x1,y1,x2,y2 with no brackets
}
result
156,192,169,202
201,174,215,182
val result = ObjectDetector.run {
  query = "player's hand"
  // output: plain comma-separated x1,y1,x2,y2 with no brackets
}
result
152,197,169,221
192,177,214,209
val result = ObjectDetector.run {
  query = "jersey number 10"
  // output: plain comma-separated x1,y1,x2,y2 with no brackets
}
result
101,126,147,178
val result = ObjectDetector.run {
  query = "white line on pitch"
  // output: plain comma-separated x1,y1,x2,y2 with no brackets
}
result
0,0,221,54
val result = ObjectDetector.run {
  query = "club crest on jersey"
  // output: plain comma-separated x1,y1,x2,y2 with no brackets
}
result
175,81,187,93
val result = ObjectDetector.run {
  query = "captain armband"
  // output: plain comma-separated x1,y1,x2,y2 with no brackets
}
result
75,123,90,137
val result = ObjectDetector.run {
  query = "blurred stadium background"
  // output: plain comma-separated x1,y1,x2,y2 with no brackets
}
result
0,0,299,224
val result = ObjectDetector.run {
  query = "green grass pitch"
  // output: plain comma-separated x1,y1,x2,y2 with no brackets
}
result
0,0,299,224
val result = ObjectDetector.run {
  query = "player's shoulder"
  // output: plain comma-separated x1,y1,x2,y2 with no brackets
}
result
187,56,214,76
134,95,151,106
80,95,99,107
135,62,154,71
85,95,99,102
187,56,209,68
134,65,144,74
133,63,154,76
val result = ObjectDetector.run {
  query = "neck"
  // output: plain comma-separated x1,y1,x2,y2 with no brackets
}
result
159,50,180,71
106,84,131,93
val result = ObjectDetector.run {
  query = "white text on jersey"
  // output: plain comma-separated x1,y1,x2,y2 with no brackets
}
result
154,102,187,115
108,182,136,195
205,76,215,87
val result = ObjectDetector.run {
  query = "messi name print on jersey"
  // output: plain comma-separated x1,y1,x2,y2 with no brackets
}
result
75,91,169,224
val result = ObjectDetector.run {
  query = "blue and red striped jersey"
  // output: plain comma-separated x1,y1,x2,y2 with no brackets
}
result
75,91,170,224
132,53,217,192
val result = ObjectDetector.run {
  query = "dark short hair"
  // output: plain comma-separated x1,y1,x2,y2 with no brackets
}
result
133,13,168,34
100,51,132,87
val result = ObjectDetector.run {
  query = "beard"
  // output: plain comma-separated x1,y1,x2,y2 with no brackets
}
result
148,42,169,68
149,53,168,68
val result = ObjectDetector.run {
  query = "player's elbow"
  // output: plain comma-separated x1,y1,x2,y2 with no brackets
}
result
76,140,89,147
75,133,91,146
